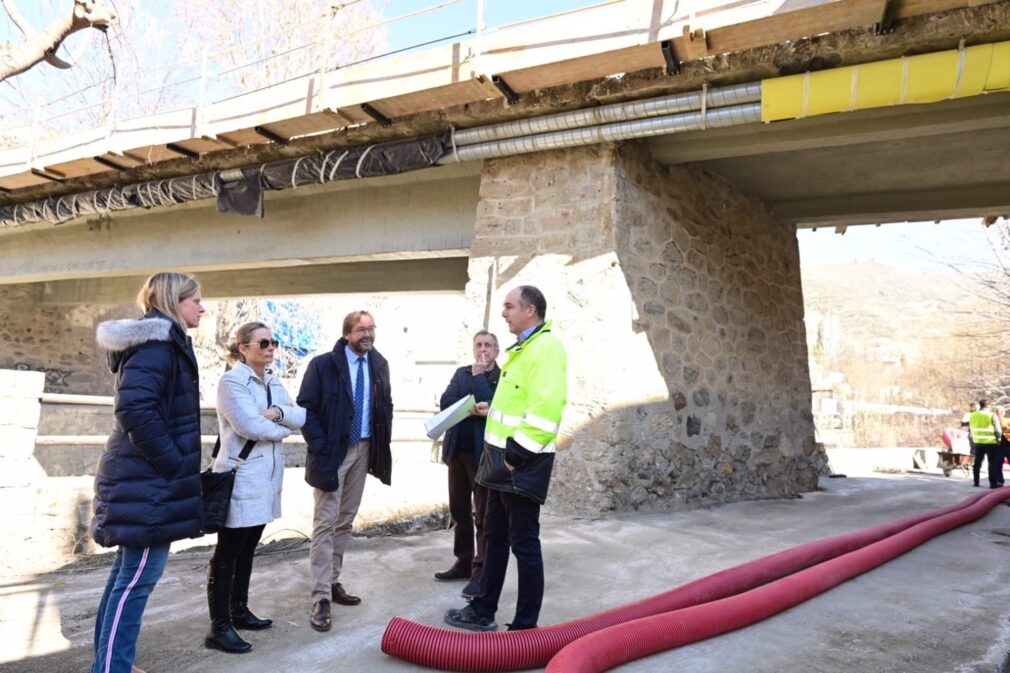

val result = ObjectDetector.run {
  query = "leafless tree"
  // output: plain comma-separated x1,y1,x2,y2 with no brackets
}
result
0,0,115,82
1,0,388,148
947,219,1010,407
169,0,388,98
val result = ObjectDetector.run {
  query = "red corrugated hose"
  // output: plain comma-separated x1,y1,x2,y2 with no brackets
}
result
546,488,1010,673
382,490,997,672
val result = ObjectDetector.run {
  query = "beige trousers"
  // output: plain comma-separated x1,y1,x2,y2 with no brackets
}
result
309,439,370,601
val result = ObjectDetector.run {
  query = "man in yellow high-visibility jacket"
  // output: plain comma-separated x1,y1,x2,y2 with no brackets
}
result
445,285,568,632
969,399,1003,489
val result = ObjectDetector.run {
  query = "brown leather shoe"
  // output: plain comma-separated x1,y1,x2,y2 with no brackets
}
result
310,598,331,632
331,582,361,606
434,564,470,582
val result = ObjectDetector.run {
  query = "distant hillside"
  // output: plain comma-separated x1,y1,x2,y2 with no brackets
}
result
799,260,994,427
803,261,965,320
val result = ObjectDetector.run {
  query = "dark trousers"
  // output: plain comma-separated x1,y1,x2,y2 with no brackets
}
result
973,440,986,486
471,489,543,629
999,438,1010,486
211,524,266,604
447,451,488,580
975,444,1002,488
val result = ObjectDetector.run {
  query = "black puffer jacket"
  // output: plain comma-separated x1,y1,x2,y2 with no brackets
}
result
90,311,204,548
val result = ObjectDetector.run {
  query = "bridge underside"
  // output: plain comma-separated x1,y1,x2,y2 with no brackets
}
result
3,91,1003,296
650,91,1010,227
0,161,480,294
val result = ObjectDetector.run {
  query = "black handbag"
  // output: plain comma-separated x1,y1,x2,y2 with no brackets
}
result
201,385,271,533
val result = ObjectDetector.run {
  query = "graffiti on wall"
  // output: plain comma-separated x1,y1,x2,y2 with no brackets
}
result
197,298,323,381
262,299,323,376
14,362,72,386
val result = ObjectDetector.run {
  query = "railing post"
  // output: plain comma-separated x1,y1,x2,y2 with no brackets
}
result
105,75,120,148
474,0,487,77
196,47,209,135
317,5,336,112
29,102,40,168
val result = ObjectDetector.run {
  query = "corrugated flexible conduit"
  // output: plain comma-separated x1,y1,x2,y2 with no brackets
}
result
452,83,761,145
381,489,995,671
448,102,761,162
546,487,1010,673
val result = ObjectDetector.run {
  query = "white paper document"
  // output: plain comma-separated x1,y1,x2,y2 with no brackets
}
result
425,394,476,440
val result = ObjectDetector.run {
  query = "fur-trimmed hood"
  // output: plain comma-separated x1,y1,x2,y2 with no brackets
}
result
96,314,178,374
96,315,173,352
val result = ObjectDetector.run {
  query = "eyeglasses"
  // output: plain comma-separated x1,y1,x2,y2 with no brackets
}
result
246,339,280,349
352,326,376,335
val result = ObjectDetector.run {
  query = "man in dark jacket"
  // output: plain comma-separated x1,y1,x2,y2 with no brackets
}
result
297,310,393,633
434,330,500,600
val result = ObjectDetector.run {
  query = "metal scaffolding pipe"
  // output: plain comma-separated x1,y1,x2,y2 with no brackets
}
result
452,82,762,146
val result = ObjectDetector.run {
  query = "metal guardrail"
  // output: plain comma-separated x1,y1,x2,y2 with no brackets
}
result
35,434,433,445
42,392,216,411
37,392,438,444
41,392,436,414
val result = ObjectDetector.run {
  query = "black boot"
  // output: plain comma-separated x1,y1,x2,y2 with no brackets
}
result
231,556,272,630
232,601,272,630
205,560,252,653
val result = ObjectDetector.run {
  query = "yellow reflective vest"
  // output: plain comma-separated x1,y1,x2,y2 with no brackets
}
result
484,320,567,453
477,321,567,504
969,408,1000,445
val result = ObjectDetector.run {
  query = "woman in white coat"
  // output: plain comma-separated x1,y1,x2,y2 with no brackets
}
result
205,322,305,654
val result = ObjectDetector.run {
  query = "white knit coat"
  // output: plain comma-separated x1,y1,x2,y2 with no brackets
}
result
213,362,306,528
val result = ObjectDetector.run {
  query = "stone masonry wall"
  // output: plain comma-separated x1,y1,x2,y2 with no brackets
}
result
463,142,823,514
0,283,132,395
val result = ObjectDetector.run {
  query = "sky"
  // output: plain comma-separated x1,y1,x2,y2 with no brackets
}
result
796,219,1006,276
385,0,598,49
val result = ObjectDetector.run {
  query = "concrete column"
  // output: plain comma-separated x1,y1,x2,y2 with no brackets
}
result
464,142,823,514
0,368,46,487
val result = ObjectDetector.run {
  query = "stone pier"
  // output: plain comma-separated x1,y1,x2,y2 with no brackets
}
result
463,142,823,513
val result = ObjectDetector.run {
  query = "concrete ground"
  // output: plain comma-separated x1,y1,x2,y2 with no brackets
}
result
3,469,1010,672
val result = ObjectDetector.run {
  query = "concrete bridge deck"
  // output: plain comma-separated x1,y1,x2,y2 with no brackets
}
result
3,472,1009,673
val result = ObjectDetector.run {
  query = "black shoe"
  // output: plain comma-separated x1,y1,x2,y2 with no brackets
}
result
461,578,480,600
232,603,272,630
444,605,497,632
434,565,470,582
506,622,537,631
205,623,252,653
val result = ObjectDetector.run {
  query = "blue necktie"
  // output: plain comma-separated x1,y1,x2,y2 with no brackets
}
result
350,356,365,443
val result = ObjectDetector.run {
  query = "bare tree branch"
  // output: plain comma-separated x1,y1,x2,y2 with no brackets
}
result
0,0,116,82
